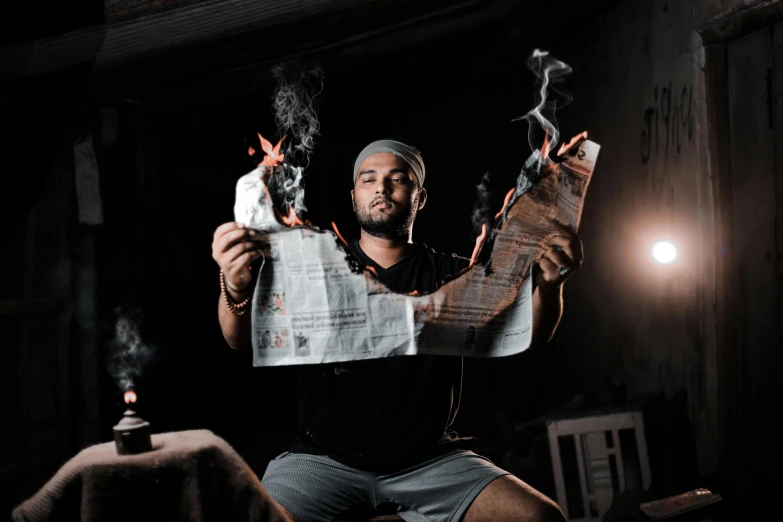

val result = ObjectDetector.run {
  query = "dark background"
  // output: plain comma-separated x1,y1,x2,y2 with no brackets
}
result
2,0,781,520
81,11,583,480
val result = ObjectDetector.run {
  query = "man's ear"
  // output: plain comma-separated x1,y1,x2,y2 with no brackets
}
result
351,189,355,203
418,188,427,210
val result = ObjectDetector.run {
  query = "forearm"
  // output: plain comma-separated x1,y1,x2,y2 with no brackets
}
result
530,282,563,348
218,286,253,350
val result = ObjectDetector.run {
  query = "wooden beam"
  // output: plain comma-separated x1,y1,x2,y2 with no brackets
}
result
0,0,479,77
87,0,622,105
699,0,783,44
703,39,742,494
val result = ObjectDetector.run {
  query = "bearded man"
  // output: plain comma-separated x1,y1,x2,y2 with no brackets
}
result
212,139,583,522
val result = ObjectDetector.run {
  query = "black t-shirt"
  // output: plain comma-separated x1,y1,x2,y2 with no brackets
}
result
288,239,475,473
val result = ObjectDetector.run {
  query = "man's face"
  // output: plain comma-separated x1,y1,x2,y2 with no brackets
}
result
351,152,427,239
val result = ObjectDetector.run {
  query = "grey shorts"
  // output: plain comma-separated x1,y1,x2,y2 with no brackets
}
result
261,449,509,522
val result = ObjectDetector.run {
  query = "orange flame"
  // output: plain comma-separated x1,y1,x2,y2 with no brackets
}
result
248,133,286,167
557,131,588,157
124,391,137,404
331,222,348,247
494,188,516,220
280,207,304,227
540,133,552,161
469,223,487,266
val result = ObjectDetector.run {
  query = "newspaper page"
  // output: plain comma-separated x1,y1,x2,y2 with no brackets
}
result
236,139,600,366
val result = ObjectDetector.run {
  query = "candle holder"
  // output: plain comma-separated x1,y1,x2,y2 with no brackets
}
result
113,409,152,455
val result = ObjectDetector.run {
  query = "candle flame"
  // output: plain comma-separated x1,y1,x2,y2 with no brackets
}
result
124,390,137,404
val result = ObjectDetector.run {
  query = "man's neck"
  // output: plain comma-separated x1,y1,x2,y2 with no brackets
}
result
358,230,414,269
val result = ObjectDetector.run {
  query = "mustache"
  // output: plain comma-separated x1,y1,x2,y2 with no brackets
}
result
371,197,394,207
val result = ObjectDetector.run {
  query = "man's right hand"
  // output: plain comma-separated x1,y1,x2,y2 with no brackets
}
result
211,222,265,294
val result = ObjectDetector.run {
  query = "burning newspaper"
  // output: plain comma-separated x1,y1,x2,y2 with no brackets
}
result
234,137,599,366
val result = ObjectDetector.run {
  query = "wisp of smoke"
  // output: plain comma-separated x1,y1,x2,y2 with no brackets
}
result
473,50,574,268
513,49,572,161
106,307,155,392
470,172,492,237
267,163,307,214
272,63,324,169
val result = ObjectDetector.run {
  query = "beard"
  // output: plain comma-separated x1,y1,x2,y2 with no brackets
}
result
354,193,419,240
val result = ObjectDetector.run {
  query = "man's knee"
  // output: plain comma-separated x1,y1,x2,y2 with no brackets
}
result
532,499,566,522
519,482,566,522
465,474,567,522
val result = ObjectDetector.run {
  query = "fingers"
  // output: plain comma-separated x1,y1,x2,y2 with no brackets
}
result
213,221,243,242
232,250,263,271
537,257,560,282
535,221,583,285
551,220,575,235
222,248,263,291
215,227,262,256
546,234,572,247
539,246,574,270
211,223,266,284
546,236,582,266
545,222,583,266
226,241,264,265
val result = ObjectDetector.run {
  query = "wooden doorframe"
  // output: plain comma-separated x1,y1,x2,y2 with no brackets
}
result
699,0,783,497
701,41,740,490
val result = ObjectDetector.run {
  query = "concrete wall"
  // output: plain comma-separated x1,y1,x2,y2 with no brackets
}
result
554,0,759,476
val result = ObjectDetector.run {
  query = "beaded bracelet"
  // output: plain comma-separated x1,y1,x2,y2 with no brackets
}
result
220,271,251,316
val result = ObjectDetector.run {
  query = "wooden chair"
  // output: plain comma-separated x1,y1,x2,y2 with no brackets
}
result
546,409,652,521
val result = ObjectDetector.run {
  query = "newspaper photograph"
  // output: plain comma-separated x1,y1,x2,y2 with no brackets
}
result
235,139,600,366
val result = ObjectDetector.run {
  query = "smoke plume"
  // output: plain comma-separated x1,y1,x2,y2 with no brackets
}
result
267,163,307,214
470,172,493,237
474,50,574,267
106,307,155,392
271,63,324,169
513,49,572,161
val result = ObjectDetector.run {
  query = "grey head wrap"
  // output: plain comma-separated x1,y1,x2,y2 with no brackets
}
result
352,139,425,186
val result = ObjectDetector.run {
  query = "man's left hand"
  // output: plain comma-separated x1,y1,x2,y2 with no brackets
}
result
535,221,584,287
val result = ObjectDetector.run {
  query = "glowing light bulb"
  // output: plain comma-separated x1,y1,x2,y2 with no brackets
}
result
652,241,677,264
